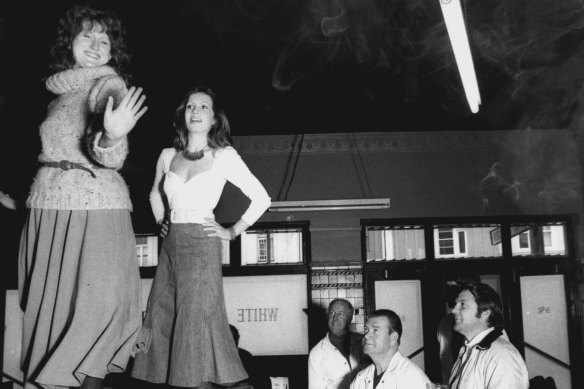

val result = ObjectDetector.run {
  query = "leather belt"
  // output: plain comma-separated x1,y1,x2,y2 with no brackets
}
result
40,160,112,178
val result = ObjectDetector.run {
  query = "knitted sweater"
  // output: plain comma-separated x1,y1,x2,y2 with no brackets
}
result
26,66,133,210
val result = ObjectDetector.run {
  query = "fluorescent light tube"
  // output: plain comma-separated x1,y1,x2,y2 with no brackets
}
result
439,0,482,113
269,198,390,212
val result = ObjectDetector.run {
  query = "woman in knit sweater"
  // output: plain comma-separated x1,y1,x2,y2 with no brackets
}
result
0,4,147,389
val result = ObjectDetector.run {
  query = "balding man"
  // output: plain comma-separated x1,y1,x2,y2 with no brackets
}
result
308,299,367,389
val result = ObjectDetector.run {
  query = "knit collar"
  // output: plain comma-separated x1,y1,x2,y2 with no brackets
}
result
46,66,117,95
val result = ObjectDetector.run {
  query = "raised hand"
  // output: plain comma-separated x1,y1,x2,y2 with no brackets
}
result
103,86,148,141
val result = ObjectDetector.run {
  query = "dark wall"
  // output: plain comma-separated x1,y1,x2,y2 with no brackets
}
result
214,130,584,263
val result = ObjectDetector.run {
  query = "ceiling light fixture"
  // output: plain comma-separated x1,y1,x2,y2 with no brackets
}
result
269,198,391,212
439,0,482,113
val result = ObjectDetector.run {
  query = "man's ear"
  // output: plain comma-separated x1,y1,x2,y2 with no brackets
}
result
390,331,399,344
480,309,491,322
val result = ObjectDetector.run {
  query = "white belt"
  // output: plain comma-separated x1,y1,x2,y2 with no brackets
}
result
169,209,214,224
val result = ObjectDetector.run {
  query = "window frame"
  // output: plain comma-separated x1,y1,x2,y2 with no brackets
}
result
225,220,311,276
365,225,426,261
434,227,468,258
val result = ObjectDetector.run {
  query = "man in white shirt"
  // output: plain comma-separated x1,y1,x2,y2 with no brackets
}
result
449,281,529,389
350,309,430,389
308,299,367,389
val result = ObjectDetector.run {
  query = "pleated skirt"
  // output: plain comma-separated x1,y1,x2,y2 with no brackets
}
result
18,208,142,389
131,223,247,387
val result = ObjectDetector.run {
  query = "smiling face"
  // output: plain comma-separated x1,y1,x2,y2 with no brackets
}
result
72,21,112,68
452,289,490,341
184,92,216,136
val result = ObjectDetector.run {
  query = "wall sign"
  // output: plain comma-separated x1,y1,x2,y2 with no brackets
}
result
223,274,309,355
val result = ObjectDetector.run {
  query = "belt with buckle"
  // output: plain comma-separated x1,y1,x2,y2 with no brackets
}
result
40,160,112,178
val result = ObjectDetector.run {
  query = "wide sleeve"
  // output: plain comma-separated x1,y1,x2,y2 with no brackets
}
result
86,75,129,168
215,147,271,225
149,149,171,224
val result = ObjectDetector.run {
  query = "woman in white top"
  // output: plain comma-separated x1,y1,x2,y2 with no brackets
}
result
132,86,271,388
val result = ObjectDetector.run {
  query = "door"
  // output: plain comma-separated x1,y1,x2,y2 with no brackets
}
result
374,279,425,369
520,274,571,389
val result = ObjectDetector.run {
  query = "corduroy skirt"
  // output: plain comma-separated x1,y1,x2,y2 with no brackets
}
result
132,223,247,387
18,208,142,389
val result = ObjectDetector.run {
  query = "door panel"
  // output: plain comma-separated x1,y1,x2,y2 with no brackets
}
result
374,279,425,368
520,275,571,389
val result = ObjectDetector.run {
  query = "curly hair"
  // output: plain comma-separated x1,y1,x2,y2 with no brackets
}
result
173,86,233,152
48,4,130,81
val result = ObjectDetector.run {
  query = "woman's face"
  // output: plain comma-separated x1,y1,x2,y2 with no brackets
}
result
184,92,216,135
72,21,112,69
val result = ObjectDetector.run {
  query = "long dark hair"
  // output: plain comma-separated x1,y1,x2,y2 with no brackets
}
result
173,86,233,152
48,4,131,81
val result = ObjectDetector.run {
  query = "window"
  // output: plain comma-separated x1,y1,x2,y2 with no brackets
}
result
543,225,566,255
437,228,455,255
365,225,425,261
512,230,532,254
240,226,305,266
434,228,468,258
257,234,270,263
519,231,530,249
511,223,567,257
364,221,504,261
434,224,502,259
543,226,552,247
136,234,158,267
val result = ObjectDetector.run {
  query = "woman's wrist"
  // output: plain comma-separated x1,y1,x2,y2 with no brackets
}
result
228,226,237,241
99,132,123,148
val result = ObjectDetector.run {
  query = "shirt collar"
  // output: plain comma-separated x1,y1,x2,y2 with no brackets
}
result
325,332,360,346
465,327,495,348
384,350,404,375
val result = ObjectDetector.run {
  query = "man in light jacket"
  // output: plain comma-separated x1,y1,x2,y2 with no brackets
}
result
449,281,529,389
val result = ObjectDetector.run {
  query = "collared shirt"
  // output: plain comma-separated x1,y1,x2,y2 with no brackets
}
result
349,351,430,389
449,327,529,389
308,332,366,389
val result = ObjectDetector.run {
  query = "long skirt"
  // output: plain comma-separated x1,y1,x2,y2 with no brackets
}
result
131,223,247,387
18,208,142,389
